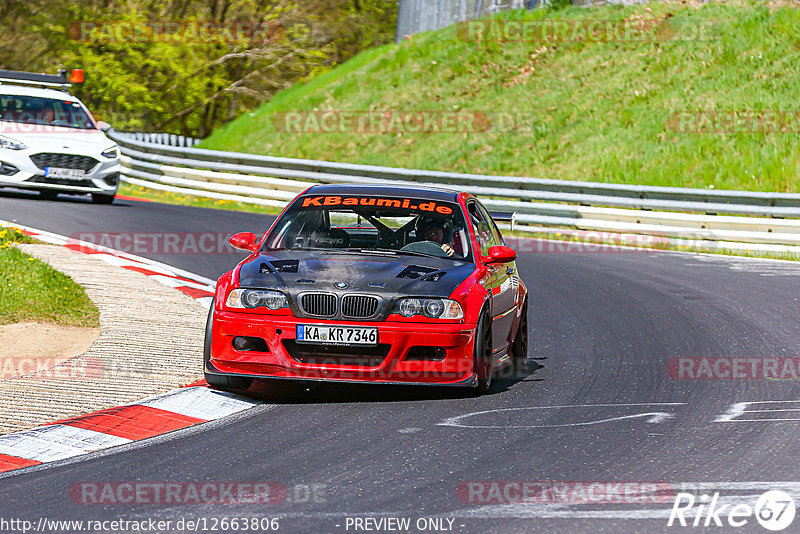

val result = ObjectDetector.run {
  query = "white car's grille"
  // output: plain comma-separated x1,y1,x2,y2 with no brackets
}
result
30,153,99,172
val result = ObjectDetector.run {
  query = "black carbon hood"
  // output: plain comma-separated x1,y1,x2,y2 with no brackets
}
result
237,250,475,319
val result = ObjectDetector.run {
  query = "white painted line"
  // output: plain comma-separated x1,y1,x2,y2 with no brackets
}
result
92,253,170,272
149,275,213,291
438,403,687,429
135,386,261,421
715,400,800,422
0,424,131,463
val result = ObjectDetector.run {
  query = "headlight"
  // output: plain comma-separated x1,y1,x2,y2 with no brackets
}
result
393,298,463,319
101,146,119,159
0,136,26,151
226,289,288,310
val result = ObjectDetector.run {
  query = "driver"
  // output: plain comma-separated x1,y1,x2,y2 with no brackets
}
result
415,216,455,257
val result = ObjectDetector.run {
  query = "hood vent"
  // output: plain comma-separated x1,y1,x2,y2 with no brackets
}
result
270,260,299,273
397,265,437,279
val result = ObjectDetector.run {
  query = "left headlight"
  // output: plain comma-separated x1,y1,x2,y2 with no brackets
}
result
0,135,27,151
226,289,288,310
101,145,119,159
393,298,463,319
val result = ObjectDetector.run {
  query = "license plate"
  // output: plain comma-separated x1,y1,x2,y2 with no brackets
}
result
296,324,378,346
45,167,85,179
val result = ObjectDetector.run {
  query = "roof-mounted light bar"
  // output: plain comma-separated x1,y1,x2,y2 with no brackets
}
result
0,69,84,90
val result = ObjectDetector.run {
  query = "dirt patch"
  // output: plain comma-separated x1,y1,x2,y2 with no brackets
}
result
0,322,100,379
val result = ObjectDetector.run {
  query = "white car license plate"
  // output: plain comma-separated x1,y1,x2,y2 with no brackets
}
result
45,167,86,179
296,324,378,346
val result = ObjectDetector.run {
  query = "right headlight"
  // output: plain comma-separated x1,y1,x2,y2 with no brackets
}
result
393,298,463,319
0,135,27,150
226,289,288,310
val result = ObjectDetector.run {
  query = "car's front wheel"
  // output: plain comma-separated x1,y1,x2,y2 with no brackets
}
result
203,300,253,391
473,310,493,395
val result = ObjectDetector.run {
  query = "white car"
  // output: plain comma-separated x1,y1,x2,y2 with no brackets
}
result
0,69,120,204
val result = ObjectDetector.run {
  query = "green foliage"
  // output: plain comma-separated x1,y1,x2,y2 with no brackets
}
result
200,2,800,192
0,0,397,136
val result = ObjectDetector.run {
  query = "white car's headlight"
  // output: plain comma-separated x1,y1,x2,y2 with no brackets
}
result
226,289,288,310
101,145,119,159
0,135,27,151
393,298,463,319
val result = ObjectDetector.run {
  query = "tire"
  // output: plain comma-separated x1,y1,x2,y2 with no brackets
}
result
511,299,528,375
473,310,494,395
39,190,57,201
203,299,253,391
91,193,115,205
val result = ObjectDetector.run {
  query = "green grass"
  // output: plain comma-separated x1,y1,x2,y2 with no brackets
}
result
118,182,282,215
0,228,100,327
200,1,800,192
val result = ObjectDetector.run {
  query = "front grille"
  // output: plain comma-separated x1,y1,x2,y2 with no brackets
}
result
283,340,390,367
300,293,336,317
30,153,99,172
27,175,92,187
341,295,380,318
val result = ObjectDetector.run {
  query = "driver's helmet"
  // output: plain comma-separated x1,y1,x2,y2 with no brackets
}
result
415,216,453,242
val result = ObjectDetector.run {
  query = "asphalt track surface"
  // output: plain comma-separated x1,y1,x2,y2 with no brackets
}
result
2,190,800,533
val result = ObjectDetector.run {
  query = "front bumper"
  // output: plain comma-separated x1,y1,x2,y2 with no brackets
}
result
207,311,479,386
0,151,120,195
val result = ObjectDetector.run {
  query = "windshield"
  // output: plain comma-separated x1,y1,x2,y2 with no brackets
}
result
263,194,472,261
0,95,95,129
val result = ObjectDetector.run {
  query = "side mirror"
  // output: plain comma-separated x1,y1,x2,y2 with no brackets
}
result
484,245,516,264
229,232,259,252
97,121,112,132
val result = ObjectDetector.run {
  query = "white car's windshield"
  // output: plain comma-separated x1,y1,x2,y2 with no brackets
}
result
263,194,473,261
0,95,94,129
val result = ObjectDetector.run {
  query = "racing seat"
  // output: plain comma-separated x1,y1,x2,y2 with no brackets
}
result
307,228,350,249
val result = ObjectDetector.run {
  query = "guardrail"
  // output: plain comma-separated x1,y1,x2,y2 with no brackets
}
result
109,131,800,250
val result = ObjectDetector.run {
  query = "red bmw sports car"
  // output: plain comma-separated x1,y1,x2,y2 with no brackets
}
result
204,184,528,394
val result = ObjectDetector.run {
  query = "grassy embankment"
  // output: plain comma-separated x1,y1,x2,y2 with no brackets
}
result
0,228,99,327
122,1,800,259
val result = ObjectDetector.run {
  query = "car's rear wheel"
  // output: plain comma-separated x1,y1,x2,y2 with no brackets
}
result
511,298,528,375
91,193,115,205
473,310,493,395
203,299,253,391
39,190,57,201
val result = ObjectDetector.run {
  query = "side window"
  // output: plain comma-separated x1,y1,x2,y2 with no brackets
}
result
467,201,498,256
475,202,505,246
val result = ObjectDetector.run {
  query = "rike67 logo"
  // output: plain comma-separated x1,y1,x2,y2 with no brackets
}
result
668,490,796,531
